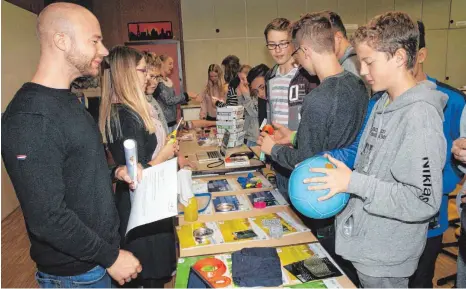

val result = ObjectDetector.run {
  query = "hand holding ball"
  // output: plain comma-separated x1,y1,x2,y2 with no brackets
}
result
289,155,350,219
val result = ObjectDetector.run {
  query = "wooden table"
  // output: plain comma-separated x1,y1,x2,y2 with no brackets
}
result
175,174,355,288
179,130,265,176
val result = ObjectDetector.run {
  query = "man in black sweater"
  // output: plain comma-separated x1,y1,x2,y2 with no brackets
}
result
1,3,141,288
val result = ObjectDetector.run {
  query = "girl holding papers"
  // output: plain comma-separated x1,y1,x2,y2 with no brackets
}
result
99,46,177,288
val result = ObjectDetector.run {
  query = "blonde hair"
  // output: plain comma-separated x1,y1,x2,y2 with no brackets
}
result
240,64,252,74
143,51,162,69
205,64,227,97
99,45,156,143
159,54,171,63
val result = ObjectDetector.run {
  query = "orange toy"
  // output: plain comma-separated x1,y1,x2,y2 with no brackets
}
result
262,124,275,135
193,258,232,288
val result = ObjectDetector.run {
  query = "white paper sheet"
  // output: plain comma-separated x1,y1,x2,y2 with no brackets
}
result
126,158,178,235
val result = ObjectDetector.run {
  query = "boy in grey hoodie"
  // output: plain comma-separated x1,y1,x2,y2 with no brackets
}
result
305,12,447,288
454,108,466,288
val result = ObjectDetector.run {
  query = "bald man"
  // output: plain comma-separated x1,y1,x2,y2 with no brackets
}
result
2,3,142,288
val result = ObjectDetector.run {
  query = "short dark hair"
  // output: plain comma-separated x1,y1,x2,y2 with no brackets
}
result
264,18,291,41
291,13,335,53
221,55,241,83
417,20,426,49
247,64,270,85
351,12,419,69
323,11,347,37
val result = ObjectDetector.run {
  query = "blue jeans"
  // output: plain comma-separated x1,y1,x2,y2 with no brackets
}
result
246,140,257,147
35,266,111,288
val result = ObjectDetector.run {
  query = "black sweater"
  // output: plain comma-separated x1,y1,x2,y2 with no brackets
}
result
271,70,368,170
1,83,120,276
106,105,157,171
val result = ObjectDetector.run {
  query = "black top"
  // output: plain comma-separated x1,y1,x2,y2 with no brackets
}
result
271,70,368,170
106,104,157,169
1,82,120,276
270,71,368,232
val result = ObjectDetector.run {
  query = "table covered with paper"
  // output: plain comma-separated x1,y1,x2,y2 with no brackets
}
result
173,170,356,288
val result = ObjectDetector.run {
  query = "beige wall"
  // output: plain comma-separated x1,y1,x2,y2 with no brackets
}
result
182,0,466,93
1,0,40,219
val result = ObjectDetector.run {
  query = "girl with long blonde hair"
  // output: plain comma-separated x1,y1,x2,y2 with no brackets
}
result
99,45,177,288
199,64,228,120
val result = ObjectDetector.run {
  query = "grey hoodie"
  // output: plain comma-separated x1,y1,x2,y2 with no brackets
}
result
335,81,448,277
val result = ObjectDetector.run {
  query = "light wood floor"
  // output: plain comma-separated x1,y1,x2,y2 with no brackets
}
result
1,208,458,288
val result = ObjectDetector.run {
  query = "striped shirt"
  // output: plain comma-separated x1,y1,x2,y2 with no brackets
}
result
216,86,238,107
268,67,298,126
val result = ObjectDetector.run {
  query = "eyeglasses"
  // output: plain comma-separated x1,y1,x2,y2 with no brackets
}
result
266,41,291,50
136,68,147,75
251,84,265,96
149,74,162,80
291,46,302,57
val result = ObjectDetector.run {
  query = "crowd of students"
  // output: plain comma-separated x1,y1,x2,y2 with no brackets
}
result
1,2,465,288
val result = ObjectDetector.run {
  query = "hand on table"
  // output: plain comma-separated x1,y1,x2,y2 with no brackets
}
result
212,96,224,105
303,154,352,201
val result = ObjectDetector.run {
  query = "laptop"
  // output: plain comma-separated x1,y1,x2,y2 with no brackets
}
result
196,130,230,163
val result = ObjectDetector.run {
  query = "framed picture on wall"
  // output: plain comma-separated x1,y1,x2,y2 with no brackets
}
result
128,21,173,41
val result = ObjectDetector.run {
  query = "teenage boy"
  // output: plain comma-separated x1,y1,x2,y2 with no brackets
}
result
409,20,466,288
323,11,370,94
324,11,359,77
262,18,319,199
454,108,466,288
305,12,447,288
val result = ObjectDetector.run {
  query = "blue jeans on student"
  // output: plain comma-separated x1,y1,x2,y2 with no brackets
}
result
35,266,112,288
246,140,257,147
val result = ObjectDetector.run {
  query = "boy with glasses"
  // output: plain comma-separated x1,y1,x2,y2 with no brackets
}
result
261,18,319,200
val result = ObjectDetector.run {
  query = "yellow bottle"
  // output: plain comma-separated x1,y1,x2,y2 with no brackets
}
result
184,196,199,222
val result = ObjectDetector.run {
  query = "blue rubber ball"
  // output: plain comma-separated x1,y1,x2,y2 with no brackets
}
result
289,155,349,219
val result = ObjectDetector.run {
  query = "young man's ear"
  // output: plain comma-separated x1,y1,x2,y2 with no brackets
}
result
417,47,428,64
334,31,343,44
302,45,311,59
394,48,409,68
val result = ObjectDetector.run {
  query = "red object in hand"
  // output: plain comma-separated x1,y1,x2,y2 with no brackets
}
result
262,124,275,135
